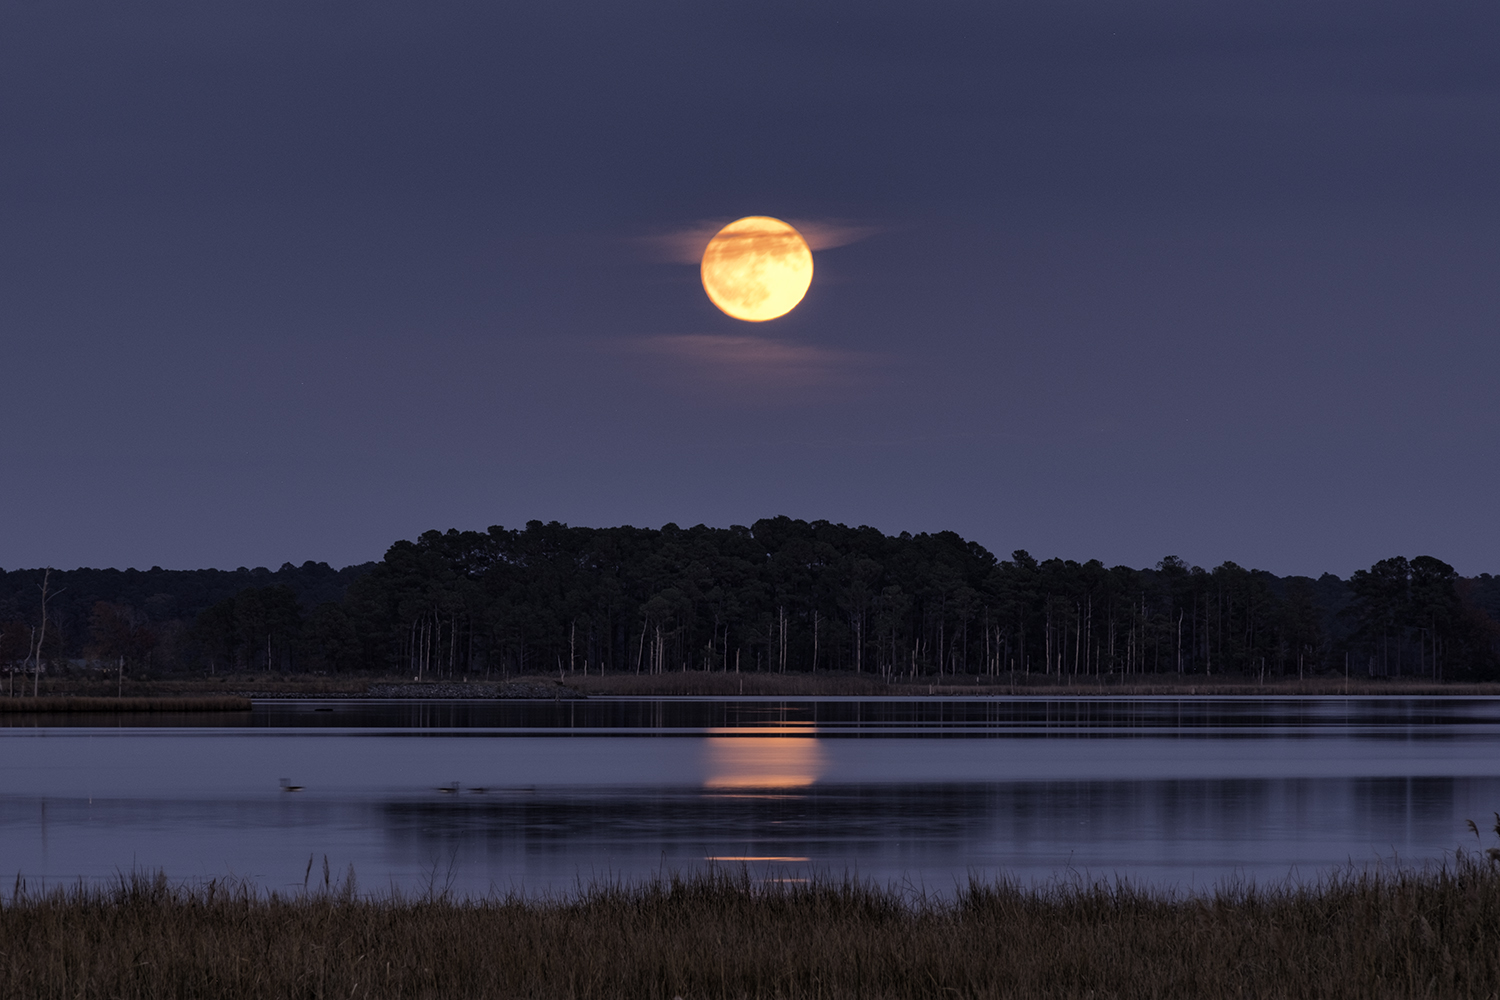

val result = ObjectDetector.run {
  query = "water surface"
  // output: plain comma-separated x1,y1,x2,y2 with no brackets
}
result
2,696,1495,896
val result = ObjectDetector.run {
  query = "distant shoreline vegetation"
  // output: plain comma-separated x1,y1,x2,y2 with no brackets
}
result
1,518,1497,684
0,695,250,713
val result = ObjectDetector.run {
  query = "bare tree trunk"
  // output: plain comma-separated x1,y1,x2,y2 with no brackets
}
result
779,606,788,672
1176,610,1183,674
25,627,36,696
32,570,58,698
1073,603,1081,676
1044,601,1052,677
937,612,944,680
984,612,991,676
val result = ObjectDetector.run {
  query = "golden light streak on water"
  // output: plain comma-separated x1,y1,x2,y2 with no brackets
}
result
703,729,825,789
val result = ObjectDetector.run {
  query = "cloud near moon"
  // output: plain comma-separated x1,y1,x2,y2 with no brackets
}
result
641,219,881,265
622,334,883,396
621,216,885,399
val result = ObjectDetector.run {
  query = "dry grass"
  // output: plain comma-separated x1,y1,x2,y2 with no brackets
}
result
17,674,395,699
563,671,1500,698
562,672,896,697
0,695,251,713
900,675,1500,697
23,670,1500,700
6,860,1500,998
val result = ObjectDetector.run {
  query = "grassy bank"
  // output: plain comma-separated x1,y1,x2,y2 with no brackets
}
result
873,675,1500,698
563,671,895,697
0,695,251,713
5,674,379,699
6,860,1500,999
555,671,1500,698
16,670,1500,700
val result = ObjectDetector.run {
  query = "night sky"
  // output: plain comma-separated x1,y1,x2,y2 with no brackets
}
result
3,1,1497,577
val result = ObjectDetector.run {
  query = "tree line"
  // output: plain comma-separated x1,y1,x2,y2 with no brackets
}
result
2,519,1497,682
0,562,370,685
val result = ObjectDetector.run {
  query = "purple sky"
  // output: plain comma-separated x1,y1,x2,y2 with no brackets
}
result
2,1,1497,577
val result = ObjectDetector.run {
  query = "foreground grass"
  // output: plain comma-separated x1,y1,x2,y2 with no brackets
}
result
7,862,1500,999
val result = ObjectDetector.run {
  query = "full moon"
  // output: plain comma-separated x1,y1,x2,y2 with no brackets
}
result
700,216,813,322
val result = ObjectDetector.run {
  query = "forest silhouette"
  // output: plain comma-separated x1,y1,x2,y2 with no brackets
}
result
2,518,1497,682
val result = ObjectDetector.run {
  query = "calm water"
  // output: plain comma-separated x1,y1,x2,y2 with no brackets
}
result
2,696,1498,896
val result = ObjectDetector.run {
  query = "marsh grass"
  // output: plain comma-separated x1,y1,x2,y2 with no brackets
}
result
26,670,1500,700
16,673,378,699
563,672,896,697
0,695,251,713
562,672,1500,698
7,859,1500,999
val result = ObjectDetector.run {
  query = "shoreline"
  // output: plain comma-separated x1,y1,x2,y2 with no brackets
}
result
0,695,252,713
7,670,1500,704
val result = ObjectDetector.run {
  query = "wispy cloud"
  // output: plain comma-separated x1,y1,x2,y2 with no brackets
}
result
620,334,885,398
792,220,885,252
640,219,882,265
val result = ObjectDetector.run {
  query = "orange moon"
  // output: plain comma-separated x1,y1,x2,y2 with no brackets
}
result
700,216,813,322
